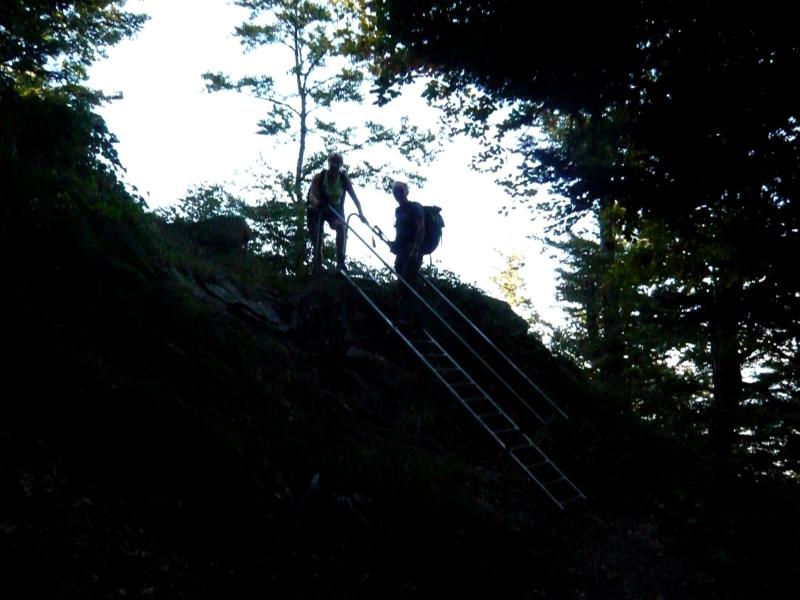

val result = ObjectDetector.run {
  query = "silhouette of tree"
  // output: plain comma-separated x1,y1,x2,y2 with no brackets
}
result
360,0,800,472
203,0,438,275
1,0,147,90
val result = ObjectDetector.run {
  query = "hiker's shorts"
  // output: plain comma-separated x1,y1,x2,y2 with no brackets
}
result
307,204,344,234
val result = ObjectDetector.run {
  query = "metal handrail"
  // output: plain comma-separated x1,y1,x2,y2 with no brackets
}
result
337,269,430,365
330,206,552,425
341,208,567,421
337,269,585,509
425,331,584,509
418,272,568,420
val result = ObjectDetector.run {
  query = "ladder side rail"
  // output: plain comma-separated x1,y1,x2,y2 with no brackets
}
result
507,452,568,510
423,331,522,444
511,432,586,507
419,272,569,421
341,271,515,450
343,211,560,419
342,269,585,510
335,209,547,425
339,270,451,377
428,331,585,509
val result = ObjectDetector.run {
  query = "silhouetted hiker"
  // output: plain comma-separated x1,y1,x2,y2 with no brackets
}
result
307,152,366,274
389,180,426,323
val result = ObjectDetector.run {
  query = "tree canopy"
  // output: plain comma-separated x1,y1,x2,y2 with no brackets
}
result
1,0,147,89
359,0,800,475
203,0,438,274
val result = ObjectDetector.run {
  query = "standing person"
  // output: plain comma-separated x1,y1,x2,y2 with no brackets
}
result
307,152,366,274
389,181,426,319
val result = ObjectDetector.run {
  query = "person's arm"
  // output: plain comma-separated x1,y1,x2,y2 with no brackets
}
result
307,172,322,206
344,175,367,222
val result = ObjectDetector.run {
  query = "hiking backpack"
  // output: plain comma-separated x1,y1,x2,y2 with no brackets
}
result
420,205,445,255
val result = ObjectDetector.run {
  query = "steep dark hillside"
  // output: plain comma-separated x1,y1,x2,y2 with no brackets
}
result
1,196,798,599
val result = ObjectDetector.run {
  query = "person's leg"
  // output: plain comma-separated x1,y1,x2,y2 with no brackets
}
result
334,220,347,270
398,252,424,324
402,253,423,282
394,249,415,323
307,206,323,274
395,250,411,290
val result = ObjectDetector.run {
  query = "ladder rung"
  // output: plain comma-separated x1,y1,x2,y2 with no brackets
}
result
525,460,549,470
477,410,501,418
341,259,584,510
509,443,533,453
540,476,565,487
492,426,519,435
559,493,584,505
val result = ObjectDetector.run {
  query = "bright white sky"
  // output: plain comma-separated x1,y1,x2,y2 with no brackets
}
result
87,0,566,328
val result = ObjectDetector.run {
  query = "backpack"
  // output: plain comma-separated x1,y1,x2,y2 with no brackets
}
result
420,205,445,255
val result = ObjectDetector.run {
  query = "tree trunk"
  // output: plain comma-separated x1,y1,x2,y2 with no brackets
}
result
597,200,624,380
292,19,308,276
709,279,743,463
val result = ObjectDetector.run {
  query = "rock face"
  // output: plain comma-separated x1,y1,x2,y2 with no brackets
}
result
189,215,253,251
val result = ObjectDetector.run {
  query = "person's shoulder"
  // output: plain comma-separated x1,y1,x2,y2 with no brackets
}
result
310,169,326,186
410,201,425,216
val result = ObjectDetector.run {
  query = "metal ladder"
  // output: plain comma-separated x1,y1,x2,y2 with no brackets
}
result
418,271,568,423
331,208,585,509
408,328,584,509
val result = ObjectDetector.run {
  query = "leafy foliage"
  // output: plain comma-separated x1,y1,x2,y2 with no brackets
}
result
5,5,800,597
361,0,800,475
0,0,147,89
203,0,439,276
158,183,249,223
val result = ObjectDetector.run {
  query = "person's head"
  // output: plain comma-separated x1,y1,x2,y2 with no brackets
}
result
392,180,409,204
327,152,344,171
